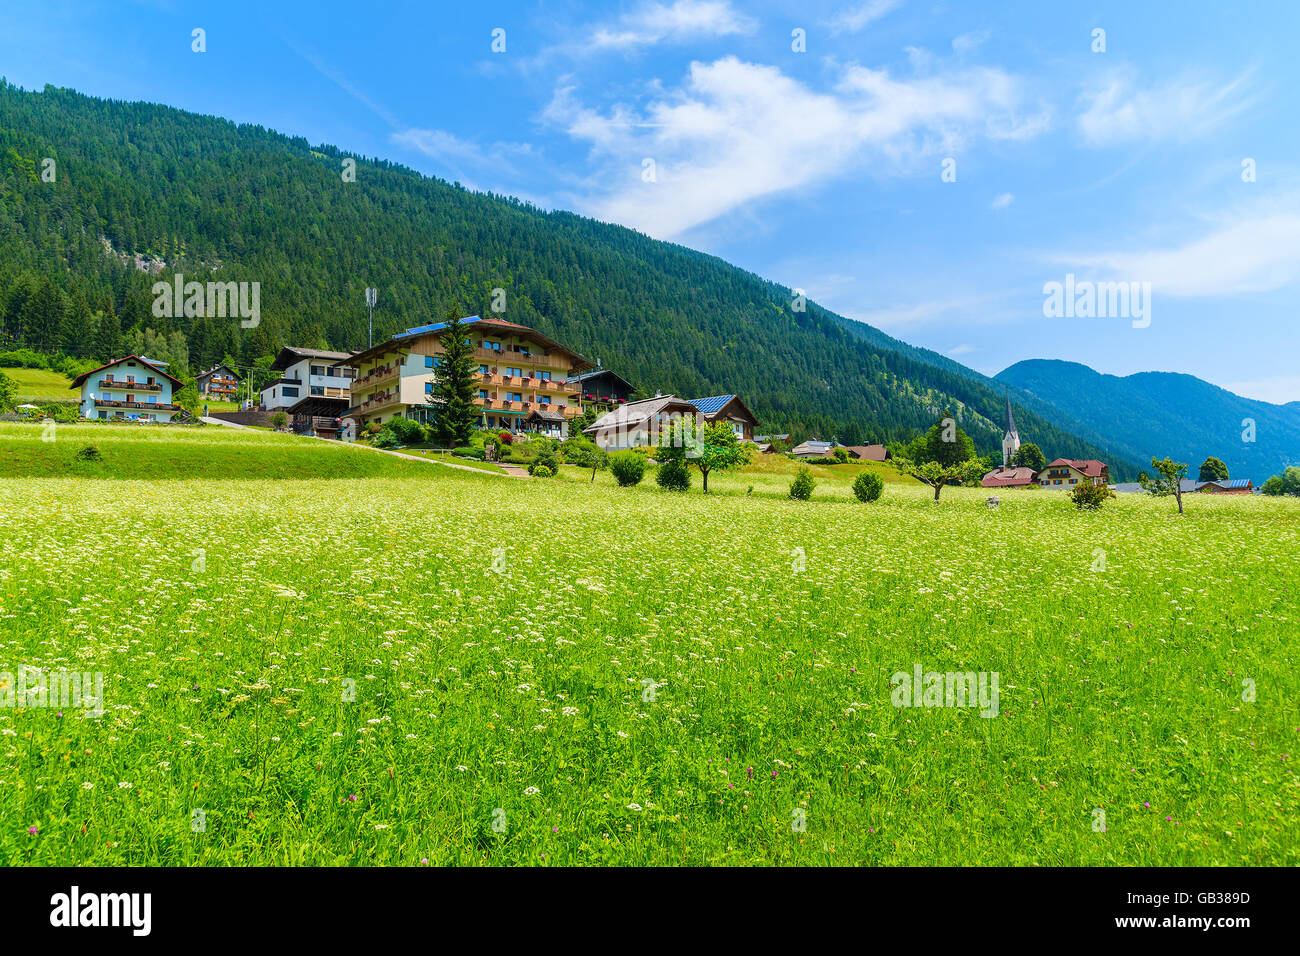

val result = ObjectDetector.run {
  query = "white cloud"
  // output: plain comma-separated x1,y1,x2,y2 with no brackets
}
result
952,29,991,55
1076,69,1257,146
990,192,1014,210
1059,205,1300,297
590,0,756,50
832,0,903,34
549,57,1050,238
391,128,536,187
947,344,976,356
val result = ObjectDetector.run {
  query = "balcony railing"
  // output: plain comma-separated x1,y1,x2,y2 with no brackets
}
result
94,399,180,411
101,380,162,392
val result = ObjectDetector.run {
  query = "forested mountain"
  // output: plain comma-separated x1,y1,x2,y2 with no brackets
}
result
0,80,1134,472
997,359,1300,483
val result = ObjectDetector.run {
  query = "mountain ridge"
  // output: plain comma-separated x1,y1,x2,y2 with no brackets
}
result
0,80,1140,473
996,358,1300,483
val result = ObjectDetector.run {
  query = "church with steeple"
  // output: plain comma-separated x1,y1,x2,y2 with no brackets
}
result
1001,393,1020,467
980,392,1037,488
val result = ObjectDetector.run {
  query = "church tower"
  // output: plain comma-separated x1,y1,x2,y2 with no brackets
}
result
1001,393,1020,467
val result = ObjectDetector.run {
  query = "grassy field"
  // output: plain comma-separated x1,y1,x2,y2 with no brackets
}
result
4,367,76,401
0,422,454,480
0,431,1296,866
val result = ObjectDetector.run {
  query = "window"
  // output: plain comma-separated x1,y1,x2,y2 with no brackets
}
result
507,367,523,378
509,392,523,402
539,396,550,405
425,355,441,369
283,387,299,398
426,383,435,395
537,371,551,381
311,365,325,377
479,365,489,374
479,390,488,399
311,386,324,396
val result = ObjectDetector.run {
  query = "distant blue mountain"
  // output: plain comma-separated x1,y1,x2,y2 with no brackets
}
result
995,360,1300,484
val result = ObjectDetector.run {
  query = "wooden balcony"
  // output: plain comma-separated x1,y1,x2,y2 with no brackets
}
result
101,380,162,392
94,399,180,411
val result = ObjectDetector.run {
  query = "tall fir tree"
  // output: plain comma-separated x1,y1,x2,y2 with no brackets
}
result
429,309,478,447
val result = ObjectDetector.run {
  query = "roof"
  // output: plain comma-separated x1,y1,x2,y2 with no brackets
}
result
753,434,790,442
1112,479,1201,493
791,440,836,456
198,363,242,381
564,368,633,389
583,394,697,435
1042,458,1108,478
271,346,356,371
689,394,758,424
981,466,1037,487
70,355,186,391
844,444,890,461
349,316,593,371
525,408,565,423
1202,478,1253,489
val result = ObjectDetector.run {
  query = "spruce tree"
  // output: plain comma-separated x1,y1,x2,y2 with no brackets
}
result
429,310,478,447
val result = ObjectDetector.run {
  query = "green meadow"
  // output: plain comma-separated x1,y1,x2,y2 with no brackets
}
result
0,423,1296,865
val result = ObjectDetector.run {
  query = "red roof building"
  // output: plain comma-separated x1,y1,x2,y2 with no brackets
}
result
980,466,1038,488
1037,458,1110,488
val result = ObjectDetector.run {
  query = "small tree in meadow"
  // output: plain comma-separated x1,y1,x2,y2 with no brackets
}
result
568,440,609,483
269,410,288,431
852,470,884,503
892,457,985,502
788,465,816,500
1138,456,1190,514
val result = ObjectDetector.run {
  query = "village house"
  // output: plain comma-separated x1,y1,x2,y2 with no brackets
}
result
688,394,759,442
196,363,241,399
260,347,358,437
565,366,635,414
1196,478,1255,494
71,355,186,423
584,394,700,451
1037,458,1110,489
344,316,593,438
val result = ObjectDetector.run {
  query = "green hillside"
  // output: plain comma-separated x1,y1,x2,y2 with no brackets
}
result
997,359,1300,483
0,80,1134,474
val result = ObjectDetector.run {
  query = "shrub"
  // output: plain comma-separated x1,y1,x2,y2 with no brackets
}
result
609,450,646,487
452,446,483,459
1070,481,1114,510
788,466,816,500
530,445,560,475
853,471,884,503
498,432,513,445
656,457,691,491
386,417,424,445
530,465,553,478
74,444,103,462
269,411,289,431
372,429,399,449
833,447,849,463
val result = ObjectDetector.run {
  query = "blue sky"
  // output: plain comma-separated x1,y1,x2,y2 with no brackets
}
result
3,0,1299,403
